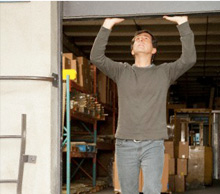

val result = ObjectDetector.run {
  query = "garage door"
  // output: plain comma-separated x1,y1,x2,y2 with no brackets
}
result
63,1,220,19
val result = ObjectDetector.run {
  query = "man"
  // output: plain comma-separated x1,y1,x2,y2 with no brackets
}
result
90,16,196,194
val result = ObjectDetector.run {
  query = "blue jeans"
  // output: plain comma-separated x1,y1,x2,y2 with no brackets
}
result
115,139,164,194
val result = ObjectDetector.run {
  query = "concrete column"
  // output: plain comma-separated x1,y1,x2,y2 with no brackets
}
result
0,2,60,194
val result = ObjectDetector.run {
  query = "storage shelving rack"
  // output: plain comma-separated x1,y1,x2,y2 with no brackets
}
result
174,108,212,145
62,64,115,194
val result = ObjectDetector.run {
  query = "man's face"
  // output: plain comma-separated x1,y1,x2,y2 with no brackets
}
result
131,32,157,56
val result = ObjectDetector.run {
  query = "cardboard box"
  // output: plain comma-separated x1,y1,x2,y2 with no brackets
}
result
71,60,78,83
70,59,77,70
170,117,190,158
164,141,174,158
177,158,188,175
77,56,91,91
63,53,76,60
161,153,170,192
169,175,175,192
62,56,71,69
78,63,84,87
63,54,92,91
169,158,175,175
175,174,185,192
113,153,169,193
186,146,213,189
83,66,91,93
77,56,88,66
179,141,189,159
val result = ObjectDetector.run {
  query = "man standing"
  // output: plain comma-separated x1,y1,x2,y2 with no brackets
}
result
90,16,196,194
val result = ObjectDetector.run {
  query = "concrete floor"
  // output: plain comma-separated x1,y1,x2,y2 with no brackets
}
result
98,180,220,194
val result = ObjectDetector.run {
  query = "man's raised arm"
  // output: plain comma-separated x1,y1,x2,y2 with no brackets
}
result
163,16,197,84
90,18,125,83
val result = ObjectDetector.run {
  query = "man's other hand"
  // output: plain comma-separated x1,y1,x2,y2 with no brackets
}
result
103,18,125,30
163,16,188,25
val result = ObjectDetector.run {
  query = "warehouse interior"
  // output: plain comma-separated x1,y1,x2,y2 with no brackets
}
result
61,14,220,194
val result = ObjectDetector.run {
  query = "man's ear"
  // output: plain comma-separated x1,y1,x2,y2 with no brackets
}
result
131,49,134,56
152,48,157,55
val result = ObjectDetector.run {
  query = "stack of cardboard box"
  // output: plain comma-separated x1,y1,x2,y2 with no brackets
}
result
175,141,189,192
97,71,114,106
63,53,114,106
62,53,92,93
63,53,77,79
164,140,189,193
77,56,92,92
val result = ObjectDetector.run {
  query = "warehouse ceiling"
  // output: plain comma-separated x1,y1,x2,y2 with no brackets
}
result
63,14,220,107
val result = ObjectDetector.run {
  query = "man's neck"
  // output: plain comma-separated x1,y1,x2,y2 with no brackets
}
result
134,54,152,67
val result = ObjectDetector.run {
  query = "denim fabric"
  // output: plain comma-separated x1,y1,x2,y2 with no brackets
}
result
115,139,164,194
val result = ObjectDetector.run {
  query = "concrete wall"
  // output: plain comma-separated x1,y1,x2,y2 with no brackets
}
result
0,2,60,194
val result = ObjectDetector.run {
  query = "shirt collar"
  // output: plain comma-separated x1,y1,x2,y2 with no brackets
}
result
132,64,155,68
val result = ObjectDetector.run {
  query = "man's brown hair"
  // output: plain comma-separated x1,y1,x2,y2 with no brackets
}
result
131,30,158,62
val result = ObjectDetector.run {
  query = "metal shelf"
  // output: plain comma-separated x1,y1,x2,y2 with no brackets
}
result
63,65,117,194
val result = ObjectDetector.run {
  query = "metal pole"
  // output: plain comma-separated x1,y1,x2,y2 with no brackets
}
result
209,111,212,146
57,3,63,194
66,75,71,194
17,114,26,194
0,75,58,87
212,113,219,179
0,135,22,138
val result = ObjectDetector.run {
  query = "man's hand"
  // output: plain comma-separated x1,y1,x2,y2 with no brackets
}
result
103,18,125,30
163,16,188,25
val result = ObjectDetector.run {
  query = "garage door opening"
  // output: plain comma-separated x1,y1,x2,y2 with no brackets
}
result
61,12,220,194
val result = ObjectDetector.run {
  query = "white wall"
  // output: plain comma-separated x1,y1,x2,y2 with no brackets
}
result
0,2,60,194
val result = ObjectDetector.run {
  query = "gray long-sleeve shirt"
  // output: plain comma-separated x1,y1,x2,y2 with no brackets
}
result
90,22,196,140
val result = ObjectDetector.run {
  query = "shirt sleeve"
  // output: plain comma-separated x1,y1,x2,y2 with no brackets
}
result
165,22,197,85
90,26,126,83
